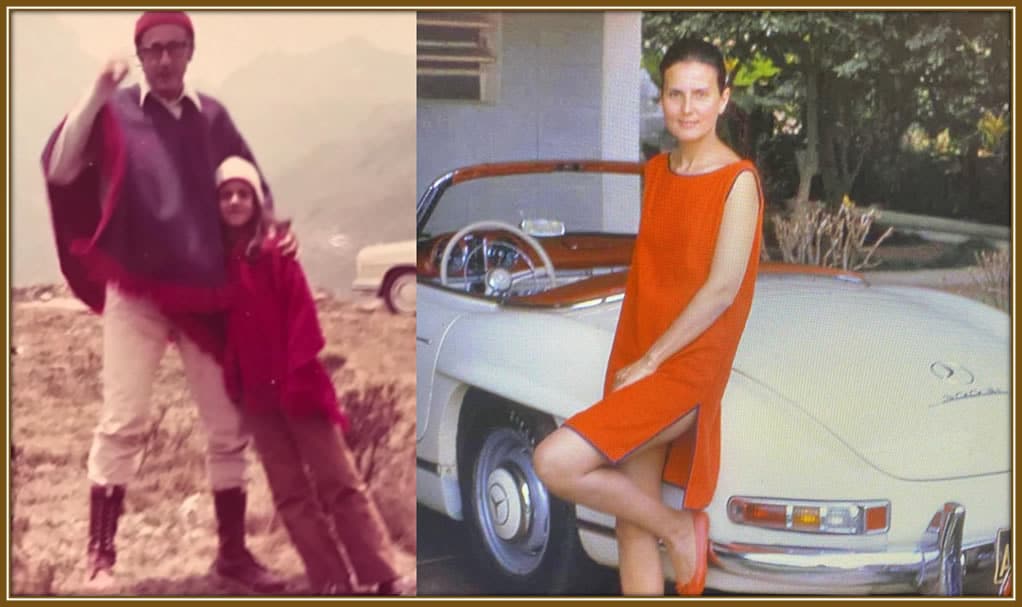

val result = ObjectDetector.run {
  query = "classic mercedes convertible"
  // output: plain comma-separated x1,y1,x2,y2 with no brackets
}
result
414,160,1011,595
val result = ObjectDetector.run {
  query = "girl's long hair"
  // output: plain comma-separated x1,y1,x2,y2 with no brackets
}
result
227,206,292,263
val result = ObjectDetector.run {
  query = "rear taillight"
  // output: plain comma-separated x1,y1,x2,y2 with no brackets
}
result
728,497,890,535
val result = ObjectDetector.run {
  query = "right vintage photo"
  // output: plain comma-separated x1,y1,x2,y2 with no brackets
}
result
414,10,1012,597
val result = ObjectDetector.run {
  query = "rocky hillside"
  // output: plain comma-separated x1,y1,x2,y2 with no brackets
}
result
10,284,415,596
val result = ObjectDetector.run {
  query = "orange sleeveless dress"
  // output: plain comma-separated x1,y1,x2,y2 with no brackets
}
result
564,154,763,510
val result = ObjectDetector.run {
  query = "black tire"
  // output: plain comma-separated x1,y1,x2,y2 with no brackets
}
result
461,407,611,594
381,268,416,315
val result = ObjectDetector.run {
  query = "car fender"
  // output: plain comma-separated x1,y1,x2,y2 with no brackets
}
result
709,370,897,549
377,265,416,296
418,377,470,520
435,309,614,423
421,309,609,521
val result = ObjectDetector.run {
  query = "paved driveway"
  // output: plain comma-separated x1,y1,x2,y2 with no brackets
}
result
416,505,489,596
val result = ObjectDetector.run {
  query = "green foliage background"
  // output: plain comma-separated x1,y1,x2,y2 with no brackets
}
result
642,11,1011,224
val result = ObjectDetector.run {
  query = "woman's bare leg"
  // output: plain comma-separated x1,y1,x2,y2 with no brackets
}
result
615,443,668,595
533,411,698,589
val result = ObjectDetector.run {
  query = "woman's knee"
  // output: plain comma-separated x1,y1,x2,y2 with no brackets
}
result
532,435,562,488
533,431,582,493
534,428,606,493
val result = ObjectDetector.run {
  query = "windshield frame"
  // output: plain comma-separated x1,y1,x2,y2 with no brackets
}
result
415,160,644,235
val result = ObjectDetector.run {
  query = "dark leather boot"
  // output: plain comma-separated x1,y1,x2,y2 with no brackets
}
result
84,484,125,591
211,487,286,593
373,576,408,595
318,581,354,595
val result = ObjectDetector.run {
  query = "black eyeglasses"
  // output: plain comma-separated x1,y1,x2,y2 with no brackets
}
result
137,40,191,63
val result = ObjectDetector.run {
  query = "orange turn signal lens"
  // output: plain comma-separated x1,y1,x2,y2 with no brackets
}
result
792,506,821,530
865,505,889,532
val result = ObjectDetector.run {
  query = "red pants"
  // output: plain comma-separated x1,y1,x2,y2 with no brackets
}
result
244,408,398,590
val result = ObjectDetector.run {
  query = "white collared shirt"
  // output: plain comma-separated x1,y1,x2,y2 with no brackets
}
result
138,78,202,119
46,80,203,184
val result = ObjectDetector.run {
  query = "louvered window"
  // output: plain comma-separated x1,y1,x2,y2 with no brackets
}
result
417,12,500,102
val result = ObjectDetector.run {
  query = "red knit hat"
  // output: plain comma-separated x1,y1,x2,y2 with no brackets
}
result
134,11,194,46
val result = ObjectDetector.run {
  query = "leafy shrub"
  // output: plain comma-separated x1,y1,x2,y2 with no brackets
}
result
771,196,894,270
968,248,1010,311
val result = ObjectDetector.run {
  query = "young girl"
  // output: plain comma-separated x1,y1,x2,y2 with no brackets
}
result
214,156,404,595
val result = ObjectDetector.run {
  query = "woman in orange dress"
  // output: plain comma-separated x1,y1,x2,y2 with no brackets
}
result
533,38,764,596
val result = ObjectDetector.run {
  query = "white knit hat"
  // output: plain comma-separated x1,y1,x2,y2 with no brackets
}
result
215,156,264,206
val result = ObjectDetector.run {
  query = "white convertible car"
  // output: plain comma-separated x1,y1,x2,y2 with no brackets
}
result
414,160,1012,596
352,239,417,314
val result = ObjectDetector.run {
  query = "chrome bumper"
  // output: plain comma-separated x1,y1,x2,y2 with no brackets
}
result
351,279,382,293
713,503,1004,595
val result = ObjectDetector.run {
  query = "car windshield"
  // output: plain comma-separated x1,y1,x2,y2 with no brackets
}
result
419,167,642,239
417,164,644,303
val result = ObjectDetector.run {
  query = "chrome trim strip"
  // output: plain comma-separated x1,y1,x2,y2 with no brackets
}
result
919,502,966,595
504,291,626,311
417,161,642,234
564,297,604,310
835,273,866,284
416,457,440,475
711,536,995,594
416,171,456,232
759,270,867,285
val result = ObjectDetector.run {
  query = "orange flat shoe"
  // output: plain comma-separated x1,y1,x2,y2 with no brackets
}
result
675,510,709,596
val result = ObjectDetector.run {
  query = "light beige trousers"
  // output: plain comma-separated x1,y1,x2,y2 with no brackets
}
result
86,284,248,489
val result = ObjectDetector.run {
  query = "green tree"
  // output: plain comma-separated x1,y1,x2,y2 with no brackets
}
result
643,11,1010,213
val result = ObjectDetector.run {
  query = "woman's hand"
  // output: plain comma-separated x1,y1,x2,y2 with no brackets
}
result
612,355,658,391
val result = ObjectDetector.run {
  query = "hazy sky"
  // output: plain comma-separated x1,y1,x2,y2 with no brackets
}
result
16,10,414,90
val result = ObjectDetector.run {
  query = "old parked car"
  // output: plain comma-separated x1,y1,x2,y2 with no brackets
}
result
414,160,1011,595
352,240,417,314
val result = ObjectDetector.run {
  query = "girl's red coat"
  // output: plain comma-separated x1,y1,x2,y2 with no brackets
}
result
222,241,350,431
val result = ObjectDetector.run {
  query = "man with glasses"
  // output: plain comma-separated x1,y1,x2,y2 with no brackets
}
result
42,11,288,593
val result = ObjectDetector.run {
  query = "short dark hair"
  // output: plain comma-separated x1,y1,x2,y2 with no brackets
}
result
659,37,728,93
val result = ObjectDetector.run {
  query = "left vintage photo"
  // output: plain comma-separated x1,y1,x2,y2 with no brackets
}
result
9,9,416,596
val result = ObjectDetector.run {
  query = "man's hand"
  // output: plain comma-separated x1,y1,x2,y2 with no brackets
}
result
269,220,299,258
93,58,129,103
46,57,130,184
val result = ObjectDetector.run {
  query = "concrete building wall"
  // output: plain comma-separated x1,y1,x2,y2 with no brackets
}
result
417,12,643,235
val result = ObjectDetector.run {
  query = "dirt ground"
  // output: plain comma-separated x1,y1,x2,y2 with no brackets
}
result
10,284,416,596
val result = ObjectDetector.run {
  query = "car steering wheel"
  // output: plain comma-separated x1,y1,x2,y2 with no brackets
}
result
439,220,557,294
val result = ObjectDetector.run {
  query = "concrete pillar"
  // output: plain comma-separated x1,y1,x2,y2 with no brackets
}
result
600,11,642,233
